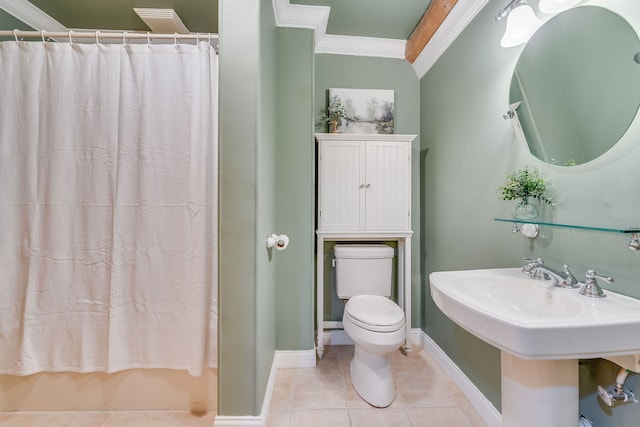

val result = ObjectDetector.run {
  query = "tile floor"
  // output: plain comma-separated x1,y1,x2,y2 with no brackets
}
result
267,345,488,427
0,345,488,427
0,410,215,426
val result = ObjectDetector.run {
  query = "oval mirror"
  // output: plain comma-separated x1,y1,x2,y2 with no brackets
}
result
509,6,640,166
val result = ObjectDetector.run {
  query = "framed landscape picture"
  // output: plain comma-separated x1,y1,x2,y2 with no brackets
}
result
329,88,394,134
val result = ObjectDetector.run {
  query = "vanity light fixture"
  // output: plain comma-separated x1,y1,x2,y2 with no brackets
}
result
495,0,543,47
538,0,582,15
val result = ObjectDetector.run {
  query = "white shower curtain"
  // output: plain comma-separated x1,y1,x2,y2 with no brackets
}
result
0,40,218,376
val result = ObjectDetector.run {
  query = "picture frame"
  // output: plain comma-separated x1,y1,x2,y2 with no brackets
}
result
328,88,394,134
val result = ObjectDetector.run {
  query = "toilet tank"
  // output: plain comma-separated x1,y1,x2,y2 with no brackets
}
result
334,244,394,299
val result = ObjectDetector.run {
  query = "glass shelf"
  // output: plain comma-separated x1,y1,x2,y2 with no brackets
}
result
494,218,640,234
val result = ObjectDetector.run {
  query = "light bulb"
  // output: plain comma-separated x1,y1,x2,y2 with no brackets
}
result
500,4,543,47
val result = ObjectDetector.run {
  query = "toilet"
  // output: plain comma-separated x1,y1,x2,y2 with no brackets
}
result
334,244,406,408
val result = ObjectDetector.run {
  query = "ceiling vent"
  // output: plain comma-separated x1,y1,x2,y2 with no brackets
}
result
133,8,189,33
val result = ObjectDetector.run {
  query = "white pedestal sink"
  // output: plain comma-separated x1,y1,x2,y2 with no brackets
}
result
429,268,640,427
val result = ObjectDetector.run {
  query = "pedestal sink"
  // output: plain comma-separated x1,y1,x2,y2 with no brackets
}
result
429,268,640,427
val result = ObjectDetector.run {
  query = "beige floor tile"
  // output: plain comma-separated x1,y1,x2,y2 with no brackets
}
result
406,407,473,427
395,375,454,407
42,412,111,427
460,405,489,427
0,412,52,427
167,411,216,426
345,379,404,409
349,407,412,427
442,376,471,406
391,349,431,376
266,407,290,427
314,353,343,377
100,411,175,426
270,369,294,409
290,409,350,427
291,374,346,409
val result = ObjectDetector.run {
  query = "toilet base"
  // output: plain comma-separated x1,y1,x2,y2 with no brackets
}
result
350,345,396,407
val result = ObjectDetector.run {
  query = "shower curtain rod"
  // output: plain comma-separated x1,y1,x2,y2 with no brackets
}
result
0,29,218,47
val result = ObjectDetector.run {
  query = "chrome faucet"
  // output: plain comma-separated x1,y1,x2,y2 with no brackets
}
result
579,270,613,298
522,257,545,279
529,263,580,288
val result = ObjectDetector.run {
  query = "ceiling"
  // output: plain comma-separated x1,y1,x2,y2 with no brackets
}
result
23,0,219,33
0,0,430,40
290,0,430,40
0,0,483,76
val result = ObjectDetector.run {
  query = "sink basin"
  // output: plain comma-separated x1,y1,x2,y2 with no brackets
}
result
429,267,640,427
429,268,640,360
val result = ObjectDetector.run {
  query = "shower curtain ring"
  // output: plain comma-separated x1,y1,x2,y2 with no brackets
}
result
146,32,151,47
41,30,46,43
174,32,178,48
95,30,100,45
196,33,200,45
13,29,18,42
122,31,127,46
68,30,73,44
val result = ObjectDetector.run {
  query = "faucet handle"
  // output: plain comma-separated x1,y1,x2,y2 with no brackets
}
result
585,270,614,284
579,270,613,298
522,257,543,273
561,264,580,288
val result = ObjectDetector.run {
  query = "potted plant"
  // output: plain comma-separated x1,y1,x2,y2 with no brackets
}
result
322,95,346,133
498,165,553,220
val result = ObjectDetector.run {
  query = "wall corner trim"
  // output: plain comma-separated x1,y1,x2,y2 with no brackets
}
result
412,0,490,78
420,330,502,427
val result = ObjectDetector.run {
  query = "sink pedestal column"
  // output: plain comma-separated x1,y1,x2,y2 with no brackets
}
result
501,352,578,427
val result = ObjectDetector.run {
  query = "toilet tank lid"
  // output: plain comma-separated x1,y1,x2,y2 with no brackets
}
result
334,244,394,259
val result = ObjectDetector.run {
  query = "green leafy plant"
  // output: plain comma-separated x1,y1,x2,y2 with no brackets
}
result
321,95,346,124
498,165,553,205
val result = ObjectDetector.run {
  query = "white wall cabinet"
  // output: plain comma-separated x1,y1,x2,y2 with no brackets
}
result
315,133,416,359
317,133,413,232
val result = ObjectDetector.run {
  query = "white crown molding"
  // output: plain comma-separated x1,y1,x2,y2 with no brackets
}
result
411,0,490,78
316,34,406,59
0,0,67,31
272,0,405,59
272,0,329,47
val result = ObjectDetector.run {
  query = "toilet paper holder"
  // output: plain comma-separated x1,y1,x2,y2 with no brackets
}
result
266,233,289,250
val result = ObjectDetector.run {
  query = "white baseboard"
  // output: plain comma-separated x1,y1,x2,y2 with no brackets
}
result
274,349,317,369
213,349,316,427
420,331,502,427
212,415,263,427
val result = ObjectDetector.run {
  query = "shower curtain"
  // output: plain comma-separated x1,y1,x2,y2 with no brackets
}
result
0,40,218,376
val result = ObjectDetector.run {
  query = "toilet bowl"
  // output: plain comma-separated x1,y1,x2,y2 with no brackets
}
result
342,294,406,408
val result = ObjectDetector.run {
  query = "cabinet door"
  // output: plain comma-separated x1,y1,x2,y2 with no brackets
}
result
318,140,366,231
364,140,410,231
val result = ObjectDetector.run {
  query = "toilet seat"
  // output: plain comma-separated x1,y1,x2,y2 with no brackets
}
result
344,295,404,333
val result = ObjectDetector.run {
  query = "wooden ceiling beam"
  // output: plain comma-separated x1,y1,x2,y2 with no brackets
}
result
405,0,458,63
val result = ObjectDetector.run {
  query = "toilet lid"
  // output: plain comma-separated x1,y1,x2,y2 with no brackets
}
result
345,295,405,331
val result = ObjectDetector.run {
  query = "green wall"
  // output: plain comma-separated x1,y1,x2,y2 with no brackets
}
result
275,27,316,350
0,9,32,41
218,0,277,416
420,0,640,422
314,54,422,327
